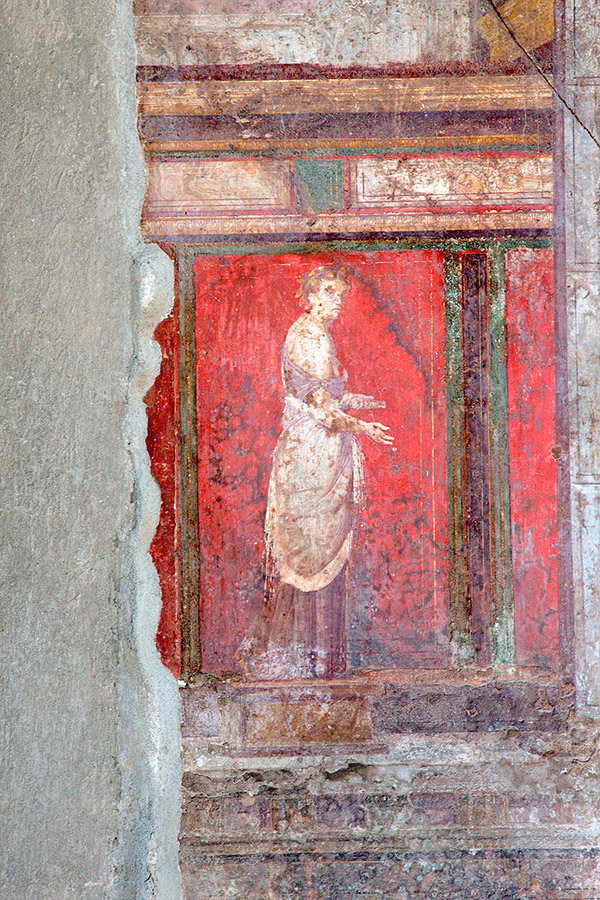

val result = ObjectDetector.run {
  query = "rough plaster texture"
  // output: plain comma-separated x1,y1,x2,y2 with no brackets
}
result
0,2,180,899
134,0,477,68
179,682,600,898
564,0,600,717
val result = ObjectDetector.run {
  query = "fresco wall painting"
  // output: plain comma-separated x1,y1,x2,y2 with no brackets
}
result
138,6,569,758
147,236,562,690
131,4,600,896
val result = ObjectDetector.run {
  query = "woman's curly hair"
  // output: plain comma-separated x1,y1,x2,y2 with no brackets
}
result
297,265,351,308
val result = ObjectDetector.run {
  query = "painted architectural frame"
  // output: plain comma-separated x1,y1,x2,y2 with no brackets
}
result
139,0,577,753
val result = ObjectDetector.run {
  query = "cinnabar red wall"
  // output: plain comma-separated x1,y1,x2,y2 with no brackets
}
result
192,250,448,673
146,293,181,676
147,246,560,677
505,248,559,669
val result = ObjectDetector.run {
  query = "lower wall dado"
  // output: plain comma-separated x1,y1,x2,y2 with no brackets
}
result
180,848,600,900
180,678,599,898
181,679,575,753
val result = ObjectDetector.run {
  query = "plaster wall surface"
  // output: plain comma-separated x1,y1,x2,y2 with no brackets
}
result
564,0,600,717
0,2,180,899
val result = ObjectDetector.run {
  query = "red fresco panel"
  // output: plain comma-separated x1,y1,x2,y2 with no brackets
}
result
505,247,559,670
194,250,448,674
146,300,181,677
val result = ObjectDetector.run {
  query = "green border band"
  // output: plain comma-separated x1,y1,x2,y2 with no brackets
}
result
488,246,515,666
183,236,551,258
444,250,473,665
145,141,552,162
178,235,549,675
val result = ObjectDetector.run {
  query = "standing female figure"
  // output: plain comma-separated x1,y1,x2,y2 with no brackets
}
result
238,265,392,679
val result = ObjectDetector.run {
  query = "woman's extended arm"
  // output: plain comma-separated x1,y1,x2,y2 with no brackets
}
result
286,316,392,444
340,392,386,411
307,388,393,445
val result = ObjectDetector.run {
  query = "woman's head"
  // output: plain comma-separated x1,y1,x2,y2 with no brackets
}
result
299,265,351,321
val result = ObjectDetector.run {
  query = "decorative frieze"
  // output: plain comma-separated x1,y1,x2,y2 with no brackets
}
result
349,155,552,210
143,158,292,216
142,154,553,237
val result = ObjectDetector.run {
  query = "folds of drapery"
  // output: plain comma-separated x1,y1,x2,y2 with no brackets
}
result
265,395,362,592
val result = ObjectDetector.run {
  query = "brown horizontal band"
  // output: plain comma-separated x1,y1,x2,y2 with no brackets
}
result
141,209,553,238
134,61,535,82
138,74,552,118
137,107,553,147
140,133,553,155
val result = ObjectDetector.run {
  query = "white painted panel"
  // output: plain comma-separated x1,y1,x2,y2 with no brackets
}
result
572,485,600,714
143,159,292,215
349,156,553,209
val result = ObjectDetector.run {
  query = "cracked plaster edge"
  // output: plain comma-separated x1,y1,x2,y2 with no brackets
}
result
112,2,182,898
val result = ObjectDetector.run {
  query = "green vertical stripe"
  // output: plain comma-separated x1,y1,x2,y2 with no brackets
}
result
488,246,515,666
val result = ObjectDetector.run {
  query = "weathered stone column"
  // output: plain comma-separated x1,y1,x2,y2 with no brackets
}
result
562,0,600,716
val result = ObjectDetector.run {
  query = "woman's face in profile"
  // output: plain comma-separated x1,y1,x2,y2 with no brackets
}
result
309,278,347,322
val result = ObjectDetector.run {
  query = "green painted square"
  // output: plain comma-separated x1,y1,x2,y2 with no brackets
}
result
294,160,345,214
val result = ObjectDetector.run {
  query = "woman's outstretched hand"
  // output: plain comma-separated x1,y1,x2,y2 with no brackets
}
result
362,421,394,444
